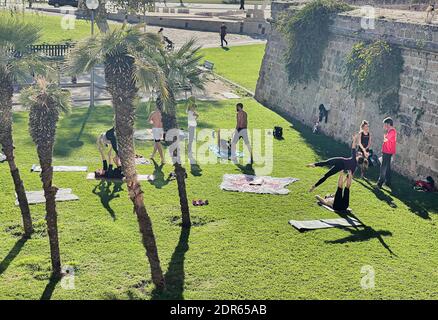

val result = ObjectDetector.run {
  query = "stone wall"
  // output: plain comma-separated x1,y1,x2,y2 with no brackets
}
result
255,1,438,179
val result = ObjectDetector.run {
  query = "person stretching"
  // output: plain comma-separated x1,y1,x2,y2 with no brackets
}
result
96,127,123,179
316,171,352,212
148,107,165,164
307,134,364,192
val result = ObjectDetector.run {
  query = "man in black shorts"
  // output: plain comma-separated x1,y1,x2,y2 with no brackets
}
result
307,134,364,192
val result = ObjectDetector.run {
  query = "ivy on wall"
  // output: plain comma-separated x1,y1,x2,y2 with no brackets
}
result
275,0,352,84
343,40,404,115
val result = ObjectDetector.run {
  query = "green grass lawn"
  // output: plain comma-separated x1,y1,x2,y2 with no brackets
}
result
200,44,266,92
0,98,437,299
0,10,105,43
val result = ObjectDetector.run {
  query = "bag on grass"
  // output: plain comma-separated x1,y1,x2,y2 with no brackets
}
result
273,126,283,139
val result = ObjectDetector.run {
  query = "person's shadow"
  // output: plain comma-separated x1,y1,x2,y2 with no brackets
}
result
355,178,398,209
92,181,123,221
151,226,191,300
149,159,172,189
236,163,255,176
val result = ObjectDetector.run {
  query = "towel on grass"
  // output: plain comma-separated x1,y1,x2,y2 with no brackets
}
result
220,174,299,195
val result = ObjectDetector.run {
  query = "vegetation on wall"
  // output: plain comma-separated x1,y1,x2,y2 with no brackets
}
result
275,0,352,84
344,40,404,114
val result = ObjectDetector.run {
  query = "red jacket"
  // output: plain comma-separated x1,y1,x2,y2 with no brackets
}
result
382,128,397,155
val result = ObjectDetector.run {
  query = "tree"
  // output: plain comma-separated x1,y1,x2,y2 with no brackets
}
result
20,77,71,277
78,0,110,33
155,39,205,227
0,18,44,237
68,26,169,289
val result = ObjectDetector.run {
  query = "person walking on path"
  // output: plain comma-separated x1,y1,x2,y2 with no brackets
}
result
240,0,245,10
220,23,228,47
377,117,397,189
187,99,199,162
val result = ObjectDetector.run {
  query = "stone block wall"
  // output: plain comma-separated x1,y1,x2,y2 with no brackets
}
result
255,1,438,179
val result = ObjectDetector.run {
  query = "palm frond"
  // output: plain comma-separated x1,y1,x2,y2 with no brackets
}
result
0,18,41,51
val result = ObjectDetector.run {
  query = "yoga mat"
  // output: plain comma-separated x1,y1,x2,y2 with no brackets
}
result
221,174,299,195
289,218,362,231
134,129,153,141
135,157,151,165
209,145,244,159
31,164,88,172
86,173,155,182
16,188,79,205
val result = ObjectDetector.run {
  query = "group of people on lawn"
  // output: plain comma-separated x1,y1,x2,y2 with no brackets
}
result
94,101,253,179
309,117,397,211
94,100,397,213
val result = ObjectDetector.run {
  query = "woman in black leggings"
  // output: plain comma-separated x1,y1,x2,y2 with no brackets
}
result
316,171,352,211
307,134,362,192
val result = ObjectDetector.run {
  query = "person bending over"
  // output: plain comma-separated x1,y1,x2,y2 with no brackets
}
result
307,133,364,192
316,171,352,212
96,127,124,179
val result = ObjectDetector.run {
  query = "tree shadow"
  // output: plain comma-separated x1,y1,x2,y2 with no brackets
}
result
149,159,172,189
40,275,61,300
0,237,28,276
92,180,123,221
283,115,437,219
151,226,191,300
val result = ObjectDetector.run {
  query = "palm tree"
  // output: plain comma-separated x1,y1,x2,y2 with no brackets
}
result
155,39,205,228
68,25,168,289
20,77,71,277
0,18,44,237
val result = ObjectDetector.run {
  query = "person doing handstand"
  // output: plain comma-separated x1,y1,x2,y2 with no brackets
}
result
316,170,352,212
307,133,364,192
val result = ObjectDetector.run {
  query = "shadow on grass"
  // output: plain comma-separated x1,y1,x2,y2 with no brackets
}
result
235,163,255,176
92,180,123,221
190,162,203,177
151,226,191,300
149,159,171,189
0,237,27,276
327,210,396,256
287,116,437,219
40,275,61,300
54,105,114,157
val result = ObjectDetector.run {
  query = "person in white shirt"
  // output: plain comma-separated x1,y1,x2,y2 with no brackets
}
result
187,101,199,160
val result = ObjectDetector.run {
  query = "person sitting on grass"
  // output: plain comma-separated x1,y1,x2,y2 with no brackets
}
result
316,170,352,212
307,133,364,192
95,127,124,179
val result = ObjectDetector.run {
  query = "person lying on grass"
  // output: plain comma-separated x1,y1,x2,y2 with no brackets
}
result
95,127,124,179
307,133,365,192
316,170,352,212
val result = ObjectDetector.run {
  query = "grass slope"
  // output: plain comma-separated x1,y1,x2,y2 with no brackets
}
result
0,99,437,300
199,44,266,92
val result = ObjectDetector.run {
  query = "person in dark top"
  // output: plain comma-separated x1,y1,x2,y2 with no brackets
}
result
318,104,329,123
220,23,228,47
358,120,371,177
96,127,124,179
240,0,245,10
316,171,352,212
307,134,364,192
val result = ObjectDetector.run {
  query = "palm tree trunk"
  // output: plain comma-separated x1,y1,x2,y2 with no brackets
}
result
174,163,191,227
106,60,165,289
156,94,177,131
2,141,33,237
0,76,33,237
166,93,191,227
37,146,61,277
113,100,165,290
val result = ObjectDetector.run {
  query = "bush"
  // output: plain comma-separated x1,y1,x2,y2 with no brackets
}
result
276,0,352,84
344,40,404,114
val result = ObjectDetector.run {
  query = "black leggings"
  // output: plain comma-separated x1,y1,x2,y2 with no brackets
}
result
314,158,344,187
333,187,350,211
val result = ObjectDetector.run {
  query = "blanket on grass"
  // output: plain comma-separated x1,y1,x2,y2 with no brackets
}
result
220,174,298,195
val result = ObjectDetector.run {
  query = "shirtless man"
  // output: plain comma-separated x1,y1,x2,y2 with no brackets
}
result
148,108,165,164
231,103,253,163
